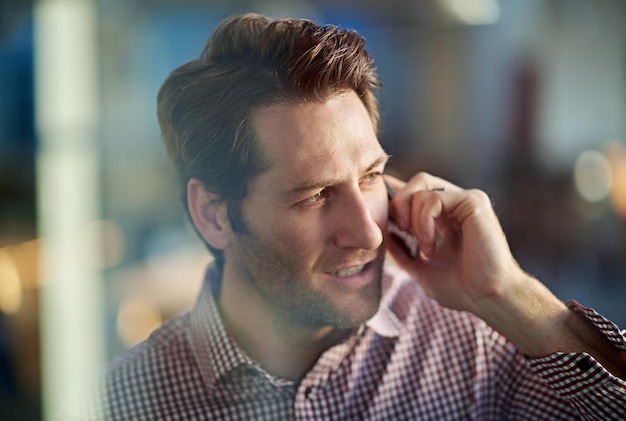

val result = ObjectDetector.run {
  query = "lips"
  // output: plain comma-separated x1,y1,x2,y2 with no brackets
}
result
323,261,376,289
332,265,366,277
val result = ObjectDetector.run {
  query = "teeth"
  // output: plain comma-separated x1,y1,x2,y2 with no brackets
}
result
334,265,365,277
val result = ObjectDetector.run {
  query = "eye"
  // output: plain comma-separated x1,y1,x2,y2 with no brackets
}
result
304,190,326,203
362,171,382,183
302,190,328,204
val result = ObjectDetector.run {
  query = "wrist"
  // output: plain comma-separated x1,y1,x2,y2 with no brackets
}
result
564,305,626,378
470,272,570,357
473,275,626,378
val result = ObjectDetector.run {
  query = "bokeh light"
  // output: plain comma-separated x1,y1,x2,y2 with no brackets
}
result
0,248,23,315
574,150,613,203
116,295,163,348
438,0,500,25
605,142,626,218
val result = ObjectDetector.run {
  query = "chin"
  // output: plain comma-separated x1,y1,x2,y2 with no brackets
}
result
329,280,383,329
335,303,381,329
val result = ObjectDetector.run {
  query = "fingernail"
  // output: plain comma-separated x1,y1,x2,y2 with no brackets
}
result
421,242,434,258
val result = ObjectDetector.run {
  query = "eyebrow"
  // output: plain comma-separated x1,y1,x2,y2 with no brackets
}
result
278,153,391,201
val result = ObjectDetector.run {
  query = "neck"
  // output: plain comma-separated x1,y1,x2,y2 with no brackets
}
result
218,267,349,381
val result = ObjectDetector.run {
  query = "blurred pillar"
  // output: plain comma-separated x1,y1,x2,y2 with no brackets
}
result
34,0,104,419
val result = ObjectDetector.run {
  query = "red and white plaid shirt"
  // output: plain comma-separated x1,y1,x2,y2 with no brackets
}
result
80,263,626,420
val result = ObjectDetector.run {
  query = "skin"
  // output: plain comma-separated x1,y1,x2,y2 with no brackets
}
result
189,91,390,379
189,91,626,381
386,173,626,378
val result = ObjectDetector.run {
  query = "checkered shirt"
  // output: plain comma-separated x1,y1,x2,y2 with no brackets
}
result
79,263,626,420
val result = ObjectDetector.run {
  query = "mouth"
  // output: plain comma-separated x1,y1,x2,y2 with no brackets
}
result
323,260,377,289
332,265,366,277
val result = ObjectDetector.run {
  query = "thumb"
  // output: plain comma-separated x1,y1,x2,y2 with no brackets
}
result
383,174,405,195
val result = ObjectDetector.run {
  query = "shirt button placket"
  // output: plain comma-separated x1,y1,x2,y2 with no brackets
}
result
296,384,319,421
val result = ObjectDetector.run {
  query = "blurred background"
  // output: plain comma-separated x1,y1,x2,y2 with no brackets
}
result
0,0,625,419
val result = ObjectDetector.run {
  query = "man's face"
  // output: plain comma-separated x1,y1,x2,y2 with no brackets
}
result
223,91,389,329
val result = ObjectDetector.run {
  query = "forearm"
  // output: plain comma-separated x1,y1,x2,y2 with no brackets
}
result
472,272,626,379
385,172,626,379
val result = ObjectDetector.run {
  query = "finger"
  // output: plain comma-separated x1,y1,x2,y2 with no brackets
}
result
387,172,461,230
384,175,410,230
383,174,406,194
403,172,462,193
412,188,495,256
413,190,443,256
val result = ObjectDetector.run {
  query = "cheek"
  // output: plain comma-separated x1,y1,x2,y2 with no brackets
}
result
275,218,336,269
367,193,390,228
251,211,327,255
282,218,329,249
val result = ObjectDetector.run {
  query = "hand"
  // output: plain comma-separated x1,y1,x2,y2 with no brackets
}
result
385,172,524,313
385,173,626,374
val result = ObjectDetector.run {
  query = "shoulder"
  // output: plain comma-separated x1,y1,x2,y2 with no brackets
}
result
98,312,207,418
381,262,513,352
107,311,193,374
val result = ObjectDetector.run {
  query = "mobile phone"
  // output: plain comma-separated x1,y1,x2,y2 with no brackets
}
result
385,182,420,258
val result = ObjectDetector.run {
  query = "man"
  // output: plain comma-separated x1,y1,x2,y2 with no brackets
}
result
87,13,626,420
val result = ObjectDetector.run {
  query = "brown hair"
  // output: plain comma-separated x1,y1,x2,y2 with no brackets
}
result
157,13,382,266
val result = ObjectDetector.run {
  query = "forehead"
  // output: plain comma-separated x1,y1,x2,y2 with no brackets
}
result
249,92,384,189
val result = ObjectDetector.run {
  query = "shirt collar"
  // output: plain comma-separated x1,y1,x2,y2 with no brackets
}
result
365,268,404,338
188,263,404,390
188,264,254,391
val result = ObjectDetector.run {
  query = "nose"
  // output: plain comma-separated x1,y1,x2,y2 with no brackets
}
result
332,189,384,251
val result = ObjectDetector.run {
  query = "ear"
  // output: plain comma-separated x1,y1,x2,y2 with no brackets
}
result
187,178,231,250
